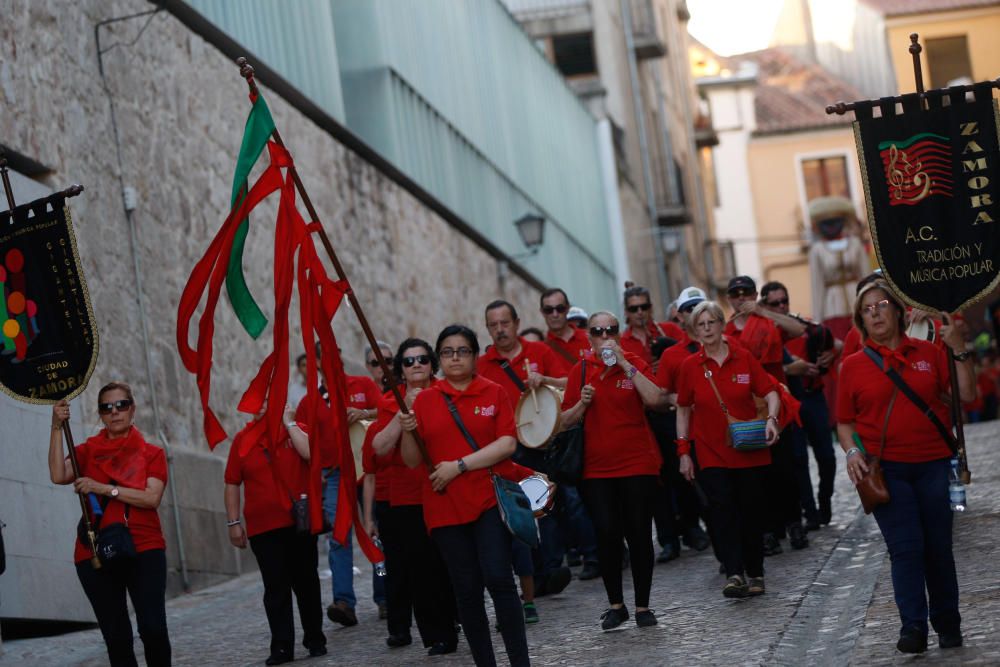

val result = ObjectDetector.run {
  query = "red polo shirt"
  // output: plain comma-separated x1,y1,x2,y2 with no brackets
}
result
725,315,786,382
346,375,381,410
561,352,662,479
676,343,778,470
361,418,390,502
655,332,700,393
836,337,953,463
224,425,309,538
375,389,431,507
477,338,559,406
545,327,591,377
73,440,168,563
296,376,380,470
620,322,685,365
412,376,518,530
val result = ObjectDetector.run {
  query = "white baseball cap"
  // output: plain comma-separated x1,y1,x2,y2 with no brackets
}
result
675,286,707,312
566,306,589,322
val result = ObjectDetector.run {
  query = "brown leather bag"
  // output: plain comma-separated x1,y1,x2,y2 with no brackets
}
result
856,388,895,514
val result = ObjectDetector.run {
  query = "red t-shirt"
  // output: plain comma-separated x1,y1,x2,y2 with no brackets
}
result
73,440,168,563
725,315,786,382
361,419,390,502
375,390,428,507
836,337,953,463
842,326,863,359
346,375,381,410
296,375,380,470
620,322,684,365
476,338,559,406
561,352,662,479
224,427,309,537
676,343,778,470
412,376,517,530
545,327,591,377
654,332,699,394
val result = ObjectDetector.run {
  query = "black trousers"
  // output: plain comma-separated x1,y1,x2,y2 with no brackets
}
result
383,504,458,646
648,409,705,546
76,548,171,667
579,475,658,608
248,527,325,656
698,466,767,578
765,429,803,535
432,508,529,667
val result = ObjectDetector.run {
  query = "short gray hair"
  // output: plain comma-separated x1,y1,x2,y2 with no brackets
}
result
365,340,393,360
690,300,725,327
587,310,620,328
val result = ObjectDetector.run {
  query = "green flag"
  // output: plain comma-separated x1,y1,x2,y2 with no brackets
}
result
225,93,276,339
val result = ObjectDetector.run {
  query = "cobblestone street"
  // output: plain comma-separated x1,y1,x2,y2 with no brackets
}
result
3,421,998,666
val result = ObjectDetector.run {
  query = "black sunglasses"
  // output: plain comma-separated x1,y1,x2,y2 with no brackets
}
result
765,298,790,307
542,304,569,315
366,358,381,367
589,325,620,338
626,303,652,313
98,399,134,415
679,304,697,314
728,288,756,298
401,354,431,367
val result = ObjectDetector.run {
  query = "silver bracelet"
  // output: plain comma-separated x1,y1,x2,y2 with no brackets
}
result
226,519,241,527
844,447,861,459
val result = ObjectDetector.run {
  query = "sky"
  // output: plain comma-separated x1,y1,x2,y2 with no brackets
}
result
687,0,786,56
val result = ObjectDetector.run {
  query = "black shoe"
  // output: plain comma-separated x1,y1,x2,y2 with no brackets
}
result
803,515,821,532
788,523,809,550
819,500,832,525
566,549,582,567
722,575,749,598
897,630,927,653
600,606,629,630
657,541,680,563
265,650,294,666
386,633,412,648
682,526,711,552
939,631,963,649
428,641,458,656
578,562,600,580
635,609,657,627
546,566,572,595
762,533,783,556
307,645,327,658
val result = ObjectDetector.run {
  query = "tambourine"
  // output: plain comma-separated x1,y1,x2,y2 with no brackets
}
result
906,318,936,342
518,474,557,517
515,385,564,449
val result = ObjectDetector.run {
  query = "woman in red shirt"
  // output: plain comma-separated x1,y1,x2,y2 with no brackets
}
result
224,403,326,665
560,311,667,630
48,382,171,667
675,302,780,599
371,338,458,655
837,281,974,654
399,325,528,667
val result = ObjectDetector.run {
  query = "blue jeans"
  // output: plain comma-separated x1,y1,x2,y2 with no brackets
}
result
873,458,961,637
795,392,836,519
322,468,356,609
432,508,529,667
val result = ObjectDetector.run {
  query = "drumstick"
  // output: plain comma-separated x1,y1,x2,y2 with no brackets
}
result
525,360,539,413
517,419,535,428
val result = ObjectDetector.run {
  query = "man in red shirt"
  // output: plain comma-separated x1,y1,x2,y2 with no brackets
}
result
620,284,684,367
725,276,809,553
540,288,591,376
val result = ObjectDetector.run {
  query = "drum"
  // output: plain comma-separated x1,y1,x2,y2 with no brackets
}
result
519,474,556,517
515,385,563,449
347,419,373,482
907,318,936,342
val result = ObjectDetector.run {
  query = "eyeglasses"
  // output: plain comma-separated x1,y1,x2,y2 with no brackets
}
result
439,347,474,359
366,358,381,368
679,304,697,314
98,399,134,415
625,303,652,314
861,299,892,317
402,354,431,367
728,288,755,298
589,325,620,338
542,304,568,315
765,298,789,307
696,319,721,329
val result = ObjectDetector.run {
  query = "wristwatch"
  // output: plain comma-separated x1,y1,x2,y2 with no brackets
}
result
456,458,468,474
624,365,638,380
110,486,120,498
952,350,972,362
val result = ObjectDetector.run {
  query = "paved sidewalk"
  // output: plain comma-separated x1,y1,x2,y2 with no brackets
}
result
2,421,998,666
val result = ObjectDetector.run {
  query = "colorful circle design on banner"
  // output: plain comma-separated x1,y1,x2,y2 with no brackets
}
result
2,319,19,339
5,249,24,273
7,292,25,315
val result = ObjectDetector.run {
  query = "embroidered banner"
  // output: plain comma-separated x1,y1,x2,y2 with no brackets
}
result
854,82,1000,311
0,192,98,403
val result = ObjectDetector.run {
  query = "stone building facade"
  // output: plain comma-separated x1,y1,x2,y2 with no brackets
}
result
0,0,541,623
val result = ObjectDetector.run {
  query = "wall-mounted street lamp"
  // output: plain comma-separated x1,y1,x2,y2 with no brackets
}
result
514,212,545,255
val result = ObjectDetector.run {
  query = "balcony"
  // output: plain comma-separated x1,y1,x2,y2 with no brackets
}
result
629,0,666,60
503,0,590,19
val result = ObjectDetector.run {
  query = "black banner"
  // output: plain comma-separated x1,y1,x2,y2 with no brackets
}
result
0,193,98,403
854,82,1000,312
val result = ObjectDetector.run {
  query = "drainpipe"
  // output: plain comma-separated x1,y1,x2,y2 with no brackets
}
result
596,118,630,290
620,0,672,312
96,9,190,591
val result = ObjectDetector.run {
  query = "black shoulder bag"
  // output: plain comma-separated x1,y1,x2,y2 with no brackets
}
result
863,347,958,455
441,394,539,547
77,489,137,567
544,360,587,485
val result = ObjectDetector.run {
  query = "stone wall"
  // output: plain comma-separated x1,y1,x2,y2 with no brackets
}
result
0,0,540,620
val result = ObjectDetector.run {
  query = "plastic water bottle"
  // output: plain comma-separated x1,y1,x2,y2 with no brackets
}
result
949,457,967,513
600,348,617,367
372,536,387,577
